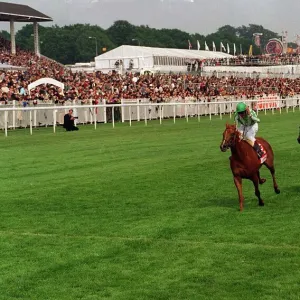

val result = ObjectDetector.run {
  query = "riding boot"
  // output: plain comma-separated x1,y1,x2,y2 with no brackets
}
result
253,142,264,158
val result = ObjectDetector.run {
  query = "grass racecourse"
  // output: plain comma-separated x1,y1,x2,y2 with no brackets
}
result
1,110,300,300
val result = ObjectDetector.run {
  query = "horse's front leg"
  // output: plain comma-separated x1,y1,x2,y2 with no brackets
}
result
233,176,244,211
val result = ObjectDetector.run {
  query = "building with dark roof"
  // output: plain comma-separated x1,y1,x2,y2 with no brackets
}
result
0,2,52,55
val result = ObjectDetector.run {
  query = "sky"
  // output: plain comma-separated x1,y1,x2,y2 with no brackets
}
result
1,0,299,42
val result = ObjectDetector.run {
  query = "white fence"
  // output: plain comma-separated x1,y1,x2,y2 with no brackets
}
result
0,98,299,137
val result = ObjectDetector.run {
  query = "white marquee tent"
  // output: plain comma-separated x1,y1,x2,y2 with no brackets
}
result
95,45,232,73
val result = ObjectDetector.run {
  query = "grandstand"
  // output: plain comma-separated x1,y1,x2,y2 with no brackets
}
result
0,5,300,130
0,2,52,56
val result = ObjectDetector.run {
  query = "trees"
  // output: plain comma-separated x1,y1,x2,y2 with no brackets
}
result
11,22,281,64
15,24,115,64
107,20,137,47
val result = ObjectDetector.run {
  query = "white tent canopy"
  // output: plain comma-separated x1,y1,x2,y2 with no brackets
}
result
95,45,232,73
28,78,64,92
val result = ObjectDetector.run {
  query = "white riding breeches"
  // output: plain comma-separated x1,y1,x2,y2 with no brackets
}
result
237,123,258,143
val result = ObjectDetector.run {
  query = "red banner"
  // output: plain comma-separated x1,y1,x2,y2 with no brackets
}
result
255,94,280,110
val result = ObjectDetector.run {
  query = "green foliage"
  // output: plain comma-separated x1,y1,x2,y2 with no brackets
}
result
16,23,115,64
12,22,281,64
0,30,10,41
107,20,137,46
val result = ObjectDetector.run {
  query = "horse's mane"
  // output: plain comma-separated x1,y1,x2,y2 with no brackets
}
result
225,123,242,141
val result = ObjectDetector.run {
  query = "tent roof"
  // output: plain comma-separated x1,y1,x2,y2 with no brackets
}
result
0,2,52,22
95,45,233,60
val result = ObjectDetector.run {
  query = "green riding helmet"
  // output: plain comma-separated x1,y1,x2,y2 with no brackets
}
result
236,102,247,113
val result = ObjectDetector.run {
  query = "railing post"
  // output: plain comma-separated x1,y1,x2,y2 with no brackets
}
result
73,100,77,126
121,98,125,123
144,106,147,126
33,106,37,128
94,107,97,130
137,99,140,122
173,104,176,124
4,110,8,137
129,105,132,127
53,109,56,133
12,100,16,130
103,99,107,124
279,102,282,114
112,106,115,128
30,110,33,135
185,103,188,123
149,103,152,120
292,98,294,112
89,99,93,124
160,105,162,125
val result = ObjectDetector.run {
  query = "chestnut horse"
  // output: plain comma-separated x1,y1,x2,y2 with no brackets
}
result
220,124,280,211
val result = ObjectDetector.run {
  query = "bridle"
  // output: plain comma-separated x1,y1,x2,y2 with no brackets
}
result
221,127,238,150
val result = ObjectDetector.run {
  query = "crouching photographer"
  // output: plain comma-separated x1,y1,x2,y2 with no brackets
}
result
63,109,79,131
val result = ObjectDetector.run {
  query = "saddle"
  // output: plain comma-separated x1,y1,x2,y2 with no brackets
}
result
256,142,267,164
242,138,267,164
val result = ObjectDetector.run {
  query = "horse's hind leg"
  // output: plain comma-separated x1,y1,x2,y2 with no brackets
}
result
264,160,280,194
251,174,265,207
257,171,266,185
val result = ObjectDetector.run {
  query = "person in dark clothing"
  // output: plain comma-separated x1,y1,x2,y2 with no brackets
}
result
63,109,79,131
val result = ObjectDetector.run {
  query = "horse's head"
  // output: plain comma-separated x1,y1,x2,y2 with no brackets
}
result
220,123,238,152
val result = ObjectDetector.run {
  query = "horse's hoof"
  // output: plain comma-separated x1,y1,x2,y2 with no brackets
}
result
259,201,265,206
275,188,281,194
259,178,266,185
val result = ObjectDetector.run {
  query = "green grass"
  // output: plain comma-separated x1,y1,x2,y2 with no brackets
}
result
0,110,300,299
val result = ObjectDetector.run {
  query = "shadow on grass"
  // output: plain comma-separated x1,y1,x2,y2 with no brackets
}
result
201,196,241,211
282,185,300,194
203,194,278,211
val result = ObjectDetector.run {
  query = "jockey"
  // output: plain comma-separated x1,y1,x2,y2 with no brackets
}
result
234,102,265,159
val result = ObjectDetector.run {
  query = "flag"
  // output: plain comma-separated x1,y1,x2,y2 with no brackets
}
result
227,43,230,54
188,40,192,50
197,40,200,50
205,41,209,51
233,43,236,56
220,42,226,52
249,45,253,56
212,41,216,52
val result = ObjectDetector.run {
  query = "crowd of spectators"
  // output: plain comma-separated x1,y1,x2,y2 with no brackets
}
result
0,36,300,106
202,53,300,67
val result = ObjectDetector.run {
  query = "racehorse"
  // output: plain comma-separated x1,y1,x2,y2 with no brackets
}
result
220,123,280,211
297,126,300,144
